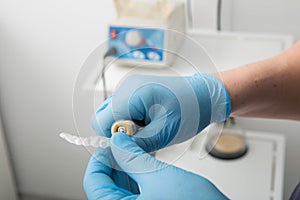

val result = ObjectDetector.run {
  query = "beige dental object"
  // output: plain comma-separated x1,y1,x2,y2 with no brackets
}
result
111,120,139,136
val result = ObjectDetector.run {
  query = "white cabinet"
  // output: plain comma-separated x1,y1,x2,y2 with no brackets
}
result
155,130,286,200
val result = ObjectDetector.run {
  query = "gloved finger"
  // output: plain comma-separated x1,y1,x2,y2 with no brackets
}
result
83,148,138,200
109,75,147,122
127,84,181,152
92,87,146,138
91,96,115,137
132,117,179,152
112,75,181,123
110,132,169,178
88,148,139,194
111,169,140,195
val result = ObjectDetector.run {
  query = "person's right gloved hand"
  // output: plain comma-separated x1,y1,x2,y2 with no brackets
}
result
92,73,231,152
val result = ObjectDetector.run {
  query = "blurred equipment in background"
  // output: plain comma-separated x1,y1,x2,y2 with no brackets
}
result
108,0,186,66
206,117,248,160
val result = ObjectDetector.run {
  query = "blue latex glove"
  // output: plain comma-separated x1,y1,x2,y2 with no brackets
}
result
83,147,140,200
84,132,229,200
92,73,231,152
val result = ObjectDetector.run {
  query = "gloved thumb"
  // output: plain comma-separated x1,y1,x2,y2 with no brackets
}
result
110,132,168,176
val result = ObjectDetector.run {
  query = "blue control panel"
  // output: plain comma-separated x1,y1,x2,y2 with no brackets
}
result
108,26,165,62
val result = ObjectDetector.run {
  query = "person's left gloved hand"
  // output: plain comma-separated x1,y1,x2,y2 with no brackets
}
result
83,146,140,200
83,132,229,200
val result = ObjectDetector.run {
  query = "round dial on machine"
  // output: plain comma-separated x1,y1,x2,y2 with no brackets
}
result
125,30,144,47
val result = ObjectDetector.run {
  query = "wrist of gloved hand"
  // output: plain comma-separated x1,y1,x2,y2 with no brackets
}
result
186,73,231,130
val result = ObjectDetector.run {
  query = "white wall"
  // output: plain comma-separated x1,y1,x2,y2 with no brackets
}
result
230,0,300,40
0,0,116,199
0,114,17,200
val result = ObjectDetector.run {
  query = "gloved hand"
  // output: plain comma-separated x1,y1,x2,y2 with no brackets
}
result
92,73,231,152
83,146,140,200
83,132,229,200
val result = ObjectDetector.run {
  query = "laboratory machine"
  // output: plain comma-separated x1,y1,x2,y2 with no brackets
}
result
107,0,186,66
